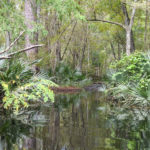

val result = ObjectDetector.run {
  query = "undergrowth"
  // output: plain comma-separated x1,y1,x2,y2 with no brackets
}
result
48,62,92,87
107,52,150,107
0,59,57,113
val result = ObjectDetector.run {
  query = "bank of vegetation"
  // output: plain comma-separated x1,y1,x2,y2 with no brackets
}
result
0,0,150,112
107,52,150,107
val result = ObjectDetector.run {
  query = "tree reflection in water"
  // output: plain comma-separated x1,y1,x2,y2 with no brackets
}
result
106,107,150,150
1,92,150,150
0,118,31,150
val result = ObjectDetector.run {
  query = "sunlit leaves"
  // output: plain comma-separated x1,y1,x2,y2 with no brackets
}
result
2,78,57,113
108,52,150,107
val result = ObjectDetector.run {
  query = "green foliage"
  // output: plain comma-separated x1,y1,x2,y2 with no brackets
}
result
2,78,57,113
0,59,57,113
0,0,24,36
0,59,33,90
107,52,150,106
111,52,149,83
44,0,85,20
48,62,91,86
104,105,150,150
92,51,101,67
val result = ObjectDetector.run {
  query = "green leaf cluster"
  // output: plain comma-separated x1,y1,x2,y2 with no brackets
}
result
0,0,24,36
107,52,150,106
111,52,150,84
0,59,33,90
48,62,91,86
44,0,84,20
2,78,57,113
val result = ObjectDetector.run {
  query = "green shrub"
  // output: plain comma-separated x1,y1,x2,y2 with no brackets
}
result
2,78,57,113
107,52,150,106
0,59,57,113
0,59,33,89
110,52,150,84
48,62,90,86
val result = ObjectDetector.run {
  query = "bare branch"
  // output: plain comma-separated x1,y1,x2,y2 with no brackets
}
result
0,45,44,60
0,57,11,60
57,21,73,42
8,44,44,57
62,21,77,60
87,19,126,29
0,30,25,55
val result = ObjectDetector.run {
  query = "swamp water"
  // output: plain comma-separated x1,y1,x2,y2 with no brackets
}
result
0,91,150,150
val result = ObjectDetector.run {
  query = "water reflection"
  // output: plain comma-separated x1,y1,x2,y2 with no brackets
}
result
106,107,150,150
1,92,150,149
0,119,31,150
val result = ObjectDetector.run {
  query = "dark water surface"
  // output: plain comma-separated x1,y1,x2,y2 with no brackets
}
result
0,92,150,150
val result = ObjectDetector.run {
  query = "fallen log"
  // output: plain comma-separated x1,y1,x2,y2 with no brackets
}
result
50,86,82,93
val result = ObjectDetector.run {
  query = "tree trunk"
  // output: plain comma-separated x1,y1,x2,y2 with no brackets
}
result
54,18,62,70
78,37,87,71
144,0,149,50
6,0,11,49
110,42,116,60
34,0,40,54
121,2,135,54
61,21,77,60
6,31,11,48
72,50,77,68
25,0,37,60
88,42,90,67
130,31,135,53
126,28,131,56
55,41,61,64
88,1,136,56
78,24,88,72
25,0,40,72
118,43,121,60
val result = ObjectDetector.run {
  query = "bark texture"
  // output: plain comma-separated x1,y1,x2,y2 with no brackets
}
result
121,2,136,55
25,0,37,60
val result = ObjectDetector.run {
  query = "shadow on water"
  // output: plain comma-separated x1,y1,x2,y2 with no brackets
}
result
0,119,31,150
0,91,150,149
